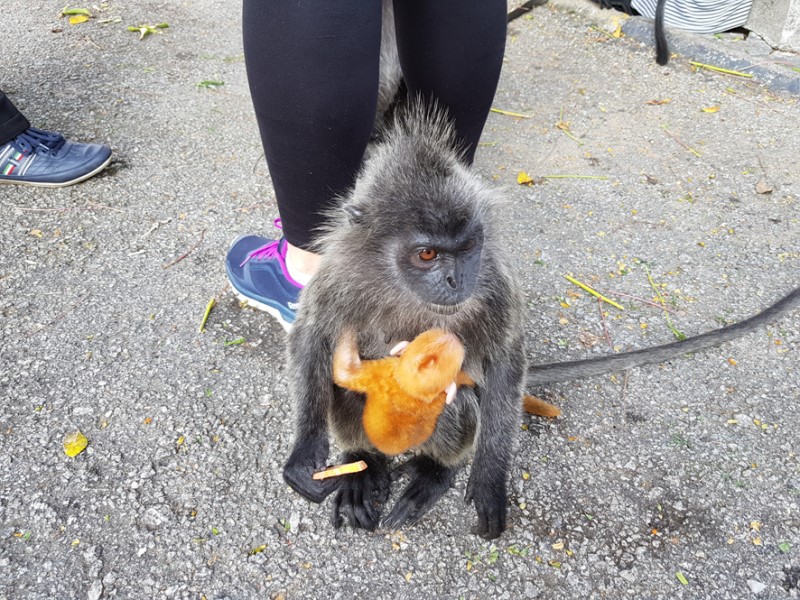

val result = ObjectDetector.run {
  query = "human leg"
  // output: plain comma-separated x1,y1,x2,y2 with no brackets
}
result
227,1,382,328
242,0,382,249
393,0,507,164
0,89,30,145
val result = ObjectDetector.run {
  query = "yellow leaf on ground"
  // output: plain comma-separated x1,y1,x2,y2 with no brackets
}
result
517,171,534,185
63,431,88,457
248,544,267,556
702,105,721,113
69,14,91,24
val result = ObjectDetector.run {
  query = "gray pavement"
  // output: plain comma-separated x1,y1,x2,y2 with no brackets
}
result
1,2,799,599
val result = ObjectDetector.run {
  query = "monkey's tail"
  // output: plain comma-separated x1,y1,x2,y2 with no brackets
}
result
527,286,800,386
655,0,669,65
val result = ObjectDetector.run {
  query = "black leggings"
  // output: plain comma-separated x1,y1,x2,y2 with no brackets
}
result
0,90,30,146
242,1,507,249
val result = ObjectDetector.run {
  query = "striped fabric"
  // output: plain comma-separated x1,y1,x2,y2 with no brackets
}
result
0,144,32,177
631,0,753,34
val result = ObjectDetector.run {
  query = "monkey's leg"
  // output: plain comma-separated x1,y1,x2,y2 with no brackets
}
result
331,451,391,532
382,456,458,529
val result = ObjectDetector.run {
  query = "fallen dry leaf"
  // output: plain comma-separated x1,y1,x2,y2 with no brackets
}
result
755,178,774,194
63,431,88,457
517,171,534,185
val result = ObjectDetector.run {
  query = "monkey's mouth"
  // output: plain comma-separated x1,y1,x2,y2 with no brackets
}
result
427,301,465,316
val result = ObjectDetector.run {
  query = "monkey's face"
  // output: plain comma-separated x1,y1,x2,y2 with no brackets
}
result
395,225,484,308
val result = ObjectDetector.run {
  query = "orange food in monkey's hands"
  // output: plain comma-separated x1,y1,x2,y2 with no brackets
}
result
312,460,368,480
333,328,474,455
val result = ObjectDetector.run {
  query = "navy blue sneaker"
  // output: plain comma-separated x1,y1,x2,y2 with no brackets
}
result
0,127,112,187
225,235,303,331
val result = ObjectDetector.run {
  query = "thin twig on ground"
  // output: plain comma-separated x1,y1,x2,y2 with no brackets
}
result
30,293,91,336
163,229,206,269
662,127,702,158
605,290,677,314
12,203,124,213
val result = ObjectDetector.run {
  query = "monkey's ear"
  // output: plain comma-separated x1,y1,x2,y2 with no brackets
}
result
342,204,366,225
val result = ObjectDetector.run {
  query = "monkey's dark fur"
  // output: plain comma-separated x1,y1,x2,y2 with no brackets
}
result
284,104,524,539
282,102,800,539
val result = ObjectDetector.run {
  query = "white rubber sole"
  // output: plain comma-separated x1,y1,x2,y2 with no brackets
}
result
230,284,294,333
0,154,112,188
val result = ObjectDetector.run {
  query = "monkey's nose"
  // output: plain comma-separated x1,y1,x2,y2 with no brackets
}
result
445,275,457,289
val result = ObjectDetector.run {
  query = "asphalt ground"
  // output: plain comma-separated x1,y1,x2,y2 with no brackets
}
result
1,1,798,599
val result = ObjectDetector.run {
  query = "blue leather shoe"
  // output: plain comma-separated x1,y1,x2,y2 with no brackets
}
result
0,127,112,187
225,235,303,331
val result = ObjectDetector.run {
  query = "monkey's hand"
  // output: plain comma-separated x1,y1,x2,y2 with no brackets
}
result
464,469,507,540
283,436,339,503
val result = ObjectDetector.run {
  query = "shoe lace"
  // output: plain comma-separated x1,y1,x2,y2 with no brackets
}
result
240,240,280,267
239,219,284,267
11,127,67,155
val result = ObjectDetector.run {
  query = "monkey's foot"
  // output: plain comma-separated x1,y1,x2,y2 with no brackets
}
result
331,452,390,531
382,456,457,529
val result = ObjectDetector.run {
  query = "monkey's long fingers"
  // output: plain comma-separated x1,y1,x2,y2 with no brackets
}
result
389,459,418,482
470,486,508,540
331,491,345,529
283,440,339,503
383,478,445,529
334,474,380,531
384,457,456,529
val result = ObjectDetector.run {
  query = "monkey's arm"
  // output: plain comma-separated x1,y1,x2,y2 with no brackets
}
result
283,321,339,503
528,285,800,386
465,338,525,540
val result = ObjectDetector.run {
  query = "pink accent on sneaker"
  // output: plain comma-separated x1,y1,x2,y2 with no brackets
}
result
240,240,303,289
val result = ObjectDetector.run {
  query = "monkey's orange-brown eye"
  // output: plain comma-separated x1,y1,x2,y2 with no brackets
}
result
419,248,438,261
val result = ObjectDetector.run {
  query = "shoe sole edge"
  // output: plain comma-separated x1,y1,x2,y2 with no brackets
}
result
0,154,112,188
229,284,294,334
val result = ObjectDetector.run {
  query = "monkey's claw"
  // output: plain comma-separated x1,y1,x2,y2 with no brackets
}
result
331,453,390,531
382,456,456,529
465,474,507,540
